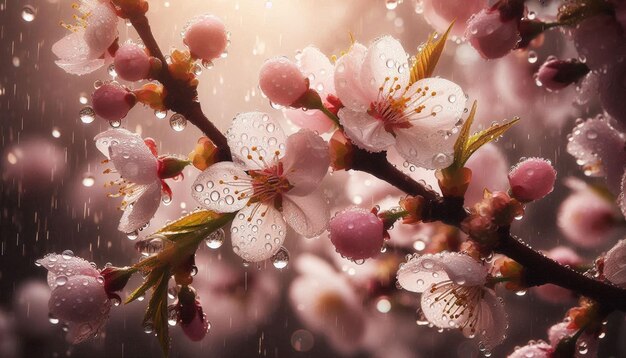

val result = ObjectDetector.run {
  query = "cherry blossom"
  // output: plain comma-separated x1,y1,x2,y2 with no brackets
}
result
397,252,507,349
465,6,521,59
603,239,626,287
92,82,137,121
183,14,228,62
191,112,330,262
508,157,556,202
329,208,385,261
95,129,188,234
259,57,309,107
548,322,599,358
420,0,486,38
114,43,151,82
333,36,466,169
507,341,552,358
52,0,119,75
36,253,111,343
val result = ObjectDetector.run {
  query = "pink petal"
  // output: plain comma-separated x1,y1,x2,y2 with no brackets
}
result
359,36,410,101
280,129,329,196
49,275,110,325
440,252,488,286
65,318,108,344
465,143,509,206
191,161,249,212
619,170,626,219
422,0,486,38
294,253,337,278
465,288,507,349
230,204,286,262
557,189,617,248
37,254,100,290
284,108,335,133
338,108,395,152
405,78,466,131
604,239,626,287
282,191,329,238
94,129,159,185
508,157,557,202
226,112,286,170
118,181,162,234
52,31,105,76
298,46,335,97
508,342,552,358
83,2,118,58
420,282,475,328
334,43,371,111
397,253,448,293
394,125,455,169
183,14,228,62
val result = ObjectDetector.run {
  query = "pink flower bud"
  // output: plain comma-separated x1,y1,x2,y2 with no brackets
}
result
329,208,384,261
466,8,521,59
535,58,590,92
183,15,228,61
177,286,209,342
92,83,136,121
508,158,556,202
113,43,150,81
259,57,309,107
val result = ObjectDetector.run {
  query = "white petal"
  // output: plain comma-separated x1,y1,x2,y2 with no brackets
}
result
619,170,626,219
405,78,466,131
52,31,106,75
83,2,118,57
55,57,106,76
282,192,329,238
94,129,158,184
397,253,448,293
604,239,626,287
440,252,488,287
359,36,410,101
65,318,108,344
226,112,287,170
118,181,162,234
37,254,99,290
49,275,110,325
464,289,507,349
394,126,456,169
334,43,371,111
338,108,395,152
230,204,286,262
281,129,329,196
191,161,249,213
508,343,552,358
298,46,335,97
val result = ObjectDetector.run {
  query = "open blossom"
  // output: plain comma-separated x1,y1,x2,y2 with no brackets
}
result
191,112,330,262
95,129,188,234
397,252,507,349
36,253,111,344
334,36,466,169
603,239,626,287
284,46,337,133
52,0,119,75
510,321,599,357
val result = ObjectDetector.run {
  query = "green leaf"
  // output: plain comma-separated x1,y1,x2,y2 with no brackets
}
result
156,210,223,236
409,21,454,84
453,101,478,168
143,268,171,356
126,266,165,304
463,117,520,164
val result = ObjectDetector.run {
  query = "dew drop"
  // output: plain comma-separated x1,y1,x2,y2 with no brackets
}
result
21,5,36,22
271,246,289,269
169,114,187,131
79,107,96,124
205,228,225,249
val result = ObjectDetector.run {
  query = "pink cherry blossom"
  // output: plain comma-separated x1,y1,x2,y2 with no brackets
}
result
191,112,330,262
329,208,384,261
547,322,599,358
535,58,590,92
113,43,151,82
289,254,366,354
259,57,309,107
52,0,119,75
466,8,520,59
92,83,136,121
598,63,626,124
334,36,466,169
95,129,183,234
567,115,626,194
284,46,336,133
604,239,626,287
508,157,556,202
183,14,228,62
558,179,620,248
573,15,626,71
36,253,111,344
619,171,626,218
397,252,507,349
420,0,486,38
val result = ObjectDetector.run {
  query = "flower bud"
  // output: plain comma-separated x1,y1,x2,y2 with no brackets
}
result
508,157,556,202
259,57,309,107
92,83,136,121
100,266,134,295
535,58,590,92
157,156,190,179
328,130,353,171
188,137,218,171
329,208,384,261
114,43,151,81
466,7,521,59
183,15,228,62
177,286,209,342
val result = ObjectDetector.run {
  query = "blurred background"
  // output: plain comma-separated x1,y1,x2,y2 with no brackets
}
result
1,0,625,357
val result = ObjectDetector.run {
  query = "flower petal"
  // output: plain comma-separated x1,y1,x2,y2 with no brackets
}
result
338,108,395,152
420,281,475,329
282,191,330,238
465,288,507,349
440,252,488,287
359,36,410,101
37,254,100,290
226,112,287,170
298,46,335,98
508,342,552,358
94,129,158,184
397,253,448,293
65,318,108,344
281,129,329,196
49,275,110,325
230,204,286,262
52,31,105,76
334,43,371,111
405,78,466,131
284,108,335,133
191,161,249,212
604,239,626,287
118,181,162,234
394,125,456,169
83,2,119,57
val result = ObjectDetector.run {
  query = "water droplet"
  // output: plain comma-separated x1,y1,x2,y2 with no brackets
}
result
80,107,95,124
205,228,225,249
61,250,74,260
21,6,36,22
448,94,457,103
108,63,117,78
527,51,538,64
127,230,139,240
51,127,61,138
109,119,121,128
385,0,398,10
271,247,289,269
169,113,187,131
385,59,395,68
55,275,68,286
48,314,59,325
291,329,314,352
155,110,167,119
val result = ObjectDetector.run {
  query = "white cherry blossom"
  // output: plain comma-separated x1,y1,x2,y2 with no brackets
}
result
36,253,111,344
52,0,119,75
397,252,507,349
192,112,330,262
334,36,466,169
604,239,626,287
